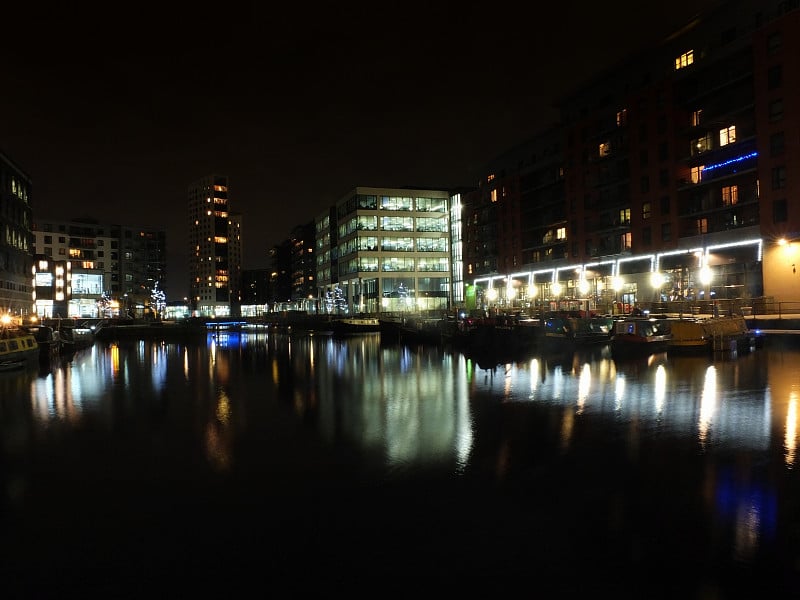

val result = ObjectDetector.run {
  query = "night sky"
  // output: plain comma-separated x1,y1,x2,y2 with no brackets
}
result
1,1,719,300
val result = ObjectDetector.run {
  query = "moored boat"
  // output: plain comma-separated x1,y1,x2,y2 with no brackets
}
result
0,326,40,371
665,314,759,354
541,312,613,348
331,316,382,336
611,317,672,357
25,324,62,361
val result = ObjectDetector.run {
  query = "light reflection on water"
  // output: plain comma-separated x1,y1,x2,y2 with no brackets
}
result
1,332,797,593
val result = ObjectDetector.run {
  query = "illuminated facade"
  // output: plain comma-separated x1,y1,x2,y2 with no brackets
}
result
187,174,242,317
0,152,34,318
315,186,451,314
464,0,800,312
31,218,167,318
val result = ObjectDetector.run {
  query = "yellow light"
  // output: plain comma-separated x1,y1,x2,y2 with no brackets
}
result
651,272,665,288
552,282,562,296
486,288,498,301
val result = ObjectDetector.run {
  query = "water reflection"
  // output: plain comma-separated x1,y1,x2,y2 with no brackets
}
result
2,332,798,593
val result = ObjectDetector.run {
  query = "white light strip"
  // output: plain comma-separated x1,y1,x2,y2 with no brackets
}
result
470,240,763,287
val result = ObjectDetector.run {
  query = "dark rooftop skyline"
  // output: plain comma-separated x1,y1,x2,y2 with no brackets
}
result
1,1,720,300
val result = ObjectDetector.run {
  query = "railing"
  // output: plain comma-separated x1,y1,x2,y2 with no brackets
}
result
634,297,800,318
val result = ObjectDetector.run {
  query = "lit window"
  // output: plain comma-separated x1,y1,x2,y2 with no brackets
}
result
719,125,736,146
642,202,651,220
620,232,631,250
616,109,627,127
490,189,498,203
675,50,694,70
697,218,708,234
691,109,703,126
556,227,566,240
599,141,611,157
691,133,712,155
691,166,704,184
722,185,738,206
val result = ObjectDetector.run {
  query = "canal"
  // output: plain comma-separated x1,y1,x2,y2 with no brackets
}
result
1,331,797,596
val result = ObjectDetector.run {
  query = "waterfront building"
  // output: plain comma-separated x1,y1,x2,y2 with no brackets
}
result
31,218,166,318
0,151,34,318
290,221,317,312
464,0,800,314
187,174,242,317
315,186,451,314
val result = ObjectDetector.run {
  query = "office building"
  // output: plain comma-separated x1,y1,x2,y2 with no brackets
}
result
315,186,451,314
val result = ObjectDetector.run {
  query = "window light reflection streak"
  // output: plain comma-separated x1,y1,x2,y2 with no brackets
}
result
654,364,667,414
699,366,718,448
785,392,798,468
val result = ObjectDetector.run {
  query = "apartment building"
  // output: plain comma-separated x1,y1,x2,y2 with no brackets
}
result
464,0,800,312
187,174,242,317
32,218,166,318
0,152,33,318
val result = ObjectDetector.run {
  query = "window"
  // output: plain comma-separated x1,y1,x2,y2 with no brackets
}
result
675,50,694,70
772,166,786,190
639,150,648,167
696,218,708,234
661,223,671,242
618,208,630,225
722,185,738,206
556,227,566,240
642,202,651,220
768,31,782,56
642,226,652,245
620,232,631,251
691,133,713,155
599,141,611,157
44,235,52,244
658,142,668,161
657,115,668,134
691,109,703,126
659,169,669,188
719,125,736,146
773,198,787,223
616,109,627,127
768,65,782,89
641,176,650,193
769,99,784,122
770,131,785,156
660,196,670,215
691,166,704,184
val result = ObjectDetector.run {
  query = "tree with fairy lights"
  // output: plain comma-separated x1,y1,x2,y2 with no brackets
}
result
151,283,166,320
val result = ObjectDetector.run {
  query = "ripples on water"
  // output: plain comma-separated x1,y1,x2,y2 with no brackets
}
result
1,331,798,595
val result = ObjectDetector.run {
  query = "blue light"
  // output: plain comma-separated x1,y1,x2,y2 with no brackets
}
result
702,151,758,172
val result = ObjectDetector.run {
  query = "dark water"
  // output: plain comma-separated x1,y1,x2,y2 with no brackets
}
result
1,330,799,597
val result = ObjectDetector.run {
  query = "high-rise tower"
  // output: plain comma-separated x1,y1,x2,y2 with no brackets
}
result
187,175,240,317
